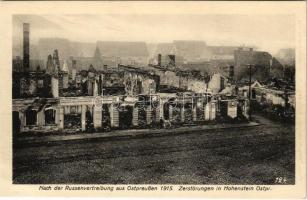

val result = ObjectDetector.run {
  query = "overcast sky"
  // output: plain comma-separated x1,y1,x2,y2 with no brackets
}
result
13,14,295,54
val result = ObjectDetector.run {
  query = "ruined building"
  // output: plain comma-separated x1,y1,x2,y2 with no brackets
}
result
13,22,250,134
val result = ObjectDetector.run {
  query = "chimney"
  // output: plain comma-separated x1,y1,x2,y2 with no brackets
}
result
23,23,30,72
157,54,162,66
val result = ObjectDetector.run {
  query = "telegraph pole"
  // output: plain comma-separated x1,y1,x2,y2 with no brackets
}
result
247,64,253,121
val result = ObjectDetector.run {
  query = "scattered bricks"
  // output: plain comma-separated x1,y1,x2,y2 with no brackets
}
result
172,106,181,124
184,104,193,124
63,114,81,130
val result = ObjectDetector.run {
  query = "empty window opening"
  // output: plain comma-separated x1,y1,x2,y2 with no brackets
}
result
45,108,56,125
26,110,37,126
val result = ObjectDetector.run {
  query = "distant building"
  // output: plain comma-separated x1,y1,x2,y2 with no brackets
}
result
173,40,208,62
153,42,248,77
96,41,149,66
275,48,295,82
234,47,273,81
37,38,72,62
93,46,103,68
207,46,238,60
275,48,295,66
36,38,149,68
154,41,209,63
155,43,176,56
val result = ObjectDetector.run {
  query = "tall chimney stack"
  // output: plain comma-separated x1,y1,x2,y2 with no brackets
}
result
23,23,30,72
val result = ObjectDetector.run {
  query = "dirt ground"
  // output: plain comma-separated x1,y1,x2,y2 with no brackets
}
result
13,114,295,184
